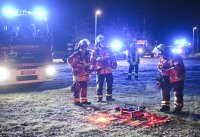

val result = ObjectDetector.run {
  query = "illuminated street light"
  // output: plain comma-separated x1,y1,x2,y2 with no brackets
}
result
95,10,101,41
193,26,197,53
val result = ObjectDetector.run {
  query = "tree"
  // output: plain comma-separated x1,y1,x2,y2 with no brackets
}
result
68,19,94,49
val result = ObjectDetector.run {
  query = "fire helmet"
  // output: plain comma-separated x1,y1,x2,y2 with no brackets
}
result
152,44,166,54
156,44,165,52
78,38,90,48
96,35,105,43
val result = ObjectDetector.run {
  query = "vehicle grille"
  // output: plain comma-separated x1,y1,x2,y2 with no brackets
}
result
16,75,38,81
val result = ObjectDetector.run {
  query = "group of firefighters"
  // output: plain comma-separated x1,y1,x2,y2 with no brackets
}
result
67,35,185,114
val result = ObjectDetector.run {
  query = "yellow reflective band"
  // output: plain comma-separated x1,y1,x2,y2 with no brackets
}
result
106,94,112,96
81,98,87,102
174,103,183,107
161,101,170,104
74,98,80,102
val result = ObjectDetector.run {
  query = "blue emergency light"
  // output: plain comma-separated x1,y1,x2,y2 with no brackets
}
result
110,39,123,51
2,6,18,18
171,48,183,54
1,5,47,20
33,7,47,20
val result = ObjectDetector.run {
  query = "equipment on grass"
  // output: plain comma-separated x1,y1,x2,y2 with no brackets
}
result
114,106,172,128
115,106,146,120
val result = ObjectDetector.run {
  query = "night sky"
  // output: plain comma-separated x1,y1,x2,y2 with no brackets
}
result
1,0,200,48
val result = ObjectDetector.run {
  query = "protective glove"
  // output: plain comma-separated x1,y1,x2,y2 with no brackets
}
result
128,60,134,65
156,77,163,89
70,82,76,93
156,81,162,89
96,57,102,61
73,68,80,76
84,66,94,73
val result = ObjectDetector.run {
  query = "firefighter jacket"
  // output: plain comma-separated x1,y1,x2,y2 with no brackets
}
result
90,47,117,74
157,55,185,83
127,46,139,65
68,50,92,81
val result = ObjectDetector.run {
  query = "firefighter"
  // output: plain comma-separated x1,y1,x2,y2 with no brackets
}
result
67,38,92,106
152,44,185,113
90,35,117,102
125,43,140,80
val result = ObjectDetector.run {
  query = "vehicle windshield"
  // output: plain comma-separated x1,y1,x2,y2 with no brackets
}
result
0,17,51,45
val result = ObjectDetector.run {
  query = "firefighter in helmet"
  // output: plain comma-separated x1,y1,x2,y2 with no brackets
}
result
90,35,117,102
126,43,140,80
67,38,92,106
152,44,185,113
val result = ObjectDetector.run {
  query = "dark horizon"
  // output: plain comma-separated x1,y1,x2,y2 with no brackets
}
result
1,0,200,47
52,0,200,43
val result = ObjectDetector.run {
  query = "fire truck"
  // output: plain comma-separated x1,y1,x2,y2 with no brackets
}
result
135,40,154,58
0,6,56,86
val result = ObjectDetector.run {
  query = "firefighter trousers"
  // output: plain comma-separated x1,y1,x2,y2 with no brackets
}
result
128,64,138,77
96,73,113,99
161,77,184,110
73,81,88,103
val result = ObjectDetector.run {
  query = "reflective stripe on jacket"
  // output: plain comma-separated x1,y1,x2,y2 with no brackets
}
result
68,50,91,81
158,55,185,83
90,47,117,74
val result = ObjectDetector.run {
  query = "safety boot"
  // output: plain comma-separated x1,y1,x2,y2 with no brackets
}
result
125,75,132,80
74,102,82,106
106,96,115,102
134,73,138,80
172,108,182,114
82,101,91,105
97,97,103,102
159,106,170,112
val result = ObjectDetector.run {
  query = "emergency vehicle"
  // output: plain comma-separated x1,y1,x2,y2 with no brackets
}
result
135,40,154,58
0,6,56,85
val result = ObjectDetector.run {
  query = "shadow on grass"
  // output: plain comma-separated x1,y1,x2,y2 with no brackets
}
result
0,83,44,94
0,81,71,94
169,111,200,121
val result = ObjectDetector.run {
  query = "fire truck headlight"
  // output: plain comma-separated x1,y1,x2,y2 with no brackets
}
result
138,48,143,53
45,66,56,76
0,67,10,82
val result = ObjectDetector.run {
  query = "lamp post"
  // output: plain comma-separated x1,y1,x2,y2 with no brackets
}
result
95,10,101,41
193,26,197,53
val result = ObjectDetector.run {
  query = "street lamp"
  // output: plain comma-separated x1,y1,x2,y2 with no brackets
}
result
193,26,197,53
95,10,101,41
